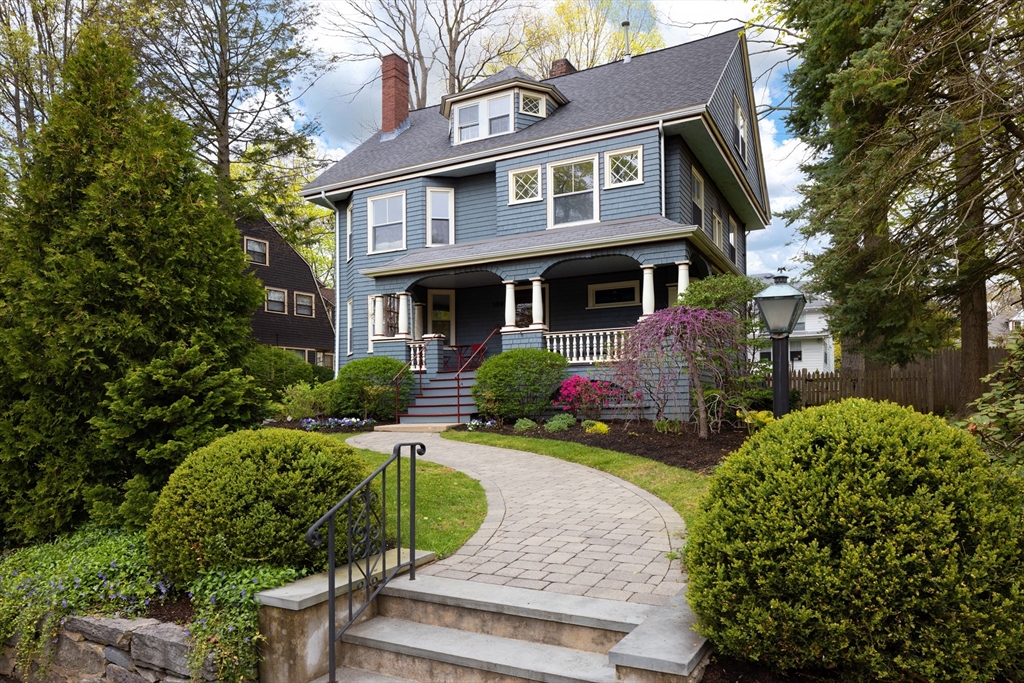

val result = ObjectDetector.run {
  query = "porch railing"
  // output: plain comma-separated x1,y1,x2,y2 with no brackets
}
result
305,441,423,683
544,327,630,364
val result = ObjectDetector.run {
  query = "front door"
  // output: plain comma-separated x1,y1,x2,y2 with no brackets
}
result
427,289,455,344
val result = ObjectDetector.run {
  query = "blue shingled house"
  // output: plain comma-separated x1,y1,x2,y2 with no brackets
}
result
301,30,770,423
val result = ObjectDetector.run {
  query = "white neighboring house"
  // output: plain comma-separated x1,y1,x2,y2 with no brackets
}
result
988,307,1024,347
752,275,835,372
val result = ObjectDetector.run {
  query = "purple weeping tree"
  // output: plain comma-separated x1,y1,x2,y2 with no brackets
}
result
612,306,744,438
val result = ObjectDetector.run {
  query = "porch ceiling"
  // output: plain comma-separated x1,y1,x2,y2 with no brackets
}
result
543,255,638,278
415,271,502,288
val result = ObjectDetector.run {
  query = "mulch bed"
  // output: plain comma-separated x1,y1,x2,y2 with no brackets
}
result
145,594,193,625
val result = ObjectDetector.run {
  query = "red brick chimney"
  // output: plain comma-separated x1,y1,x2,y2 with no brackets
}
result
381,54,409,135
549,58,577,78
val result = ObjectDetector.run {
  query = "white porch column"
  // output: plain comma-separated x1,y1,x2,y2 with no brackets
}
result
676,260,690,297
413,303,425,341
373,295,385,338
530,277,546,329
397,292,411,338
641,265,656,317
502,280,517,331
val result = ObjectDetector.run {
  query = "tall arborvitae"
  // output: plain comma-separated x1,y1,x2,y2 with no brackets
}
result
0,27,264,542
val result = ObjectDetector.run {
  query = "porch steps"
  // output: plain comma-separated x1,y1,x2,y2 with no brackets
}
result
399,372,477,425
328,574,711,682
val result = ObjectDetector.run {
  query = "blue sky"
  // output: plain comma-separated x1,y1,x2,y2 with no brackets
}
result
300,0,813,276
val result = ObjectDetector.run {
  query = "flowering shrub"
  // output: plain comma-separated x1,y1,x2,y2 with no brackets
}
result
466,419,497,431
554,375,619,420
299,417,376,432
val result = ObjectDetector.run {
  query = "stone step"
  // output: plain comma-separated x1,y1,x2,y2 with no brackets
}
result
342,617,617,683
309,666,418,683
378,574,652,654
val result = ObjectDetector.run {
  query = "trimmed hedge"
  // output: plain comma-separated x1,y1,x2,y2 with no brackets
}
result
472,349,567,421
687,399,1024,682
147,429,370,584
328,357,414,421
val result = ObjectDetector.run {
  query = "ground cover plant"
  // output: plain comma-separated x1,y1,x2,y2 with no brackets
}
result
688,399,1024,682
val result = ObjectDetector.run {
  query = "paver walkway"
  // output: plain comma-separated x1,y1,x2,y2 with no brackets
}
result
348,432,686,606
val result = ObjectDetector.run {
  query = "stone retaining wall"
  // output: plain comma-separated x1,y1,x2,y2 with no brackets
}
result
0,616,213,683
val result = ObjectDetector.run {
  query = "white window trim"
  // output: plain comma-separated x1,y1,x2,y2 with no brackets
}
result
265,287,287,315
587,280,640,310
734,95,749,166
518,90,547,117
345,203,353,263
713,212,723,248
508,165,543,205
728,215,738,246
346,298,354,356
603,145,644,189
547,154,600,229
245,237,269,266
294,291,316,318
367,190,406,255
367,295,374,353
426,187,456,247
691,167,705,228
427,288,456,345
454,93,514,145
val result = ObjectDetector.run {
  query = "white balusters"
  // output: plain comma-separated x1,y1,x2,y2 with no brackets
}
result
543,328,629,364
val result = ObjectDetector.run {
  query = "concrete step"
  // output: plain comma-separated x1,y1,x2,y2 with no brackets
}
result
342,617,617,683
378,574,653,654
399,413,472,424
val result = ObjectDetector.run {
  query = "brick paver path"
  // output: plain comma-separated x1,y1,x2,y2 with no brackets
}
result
348,432,686,606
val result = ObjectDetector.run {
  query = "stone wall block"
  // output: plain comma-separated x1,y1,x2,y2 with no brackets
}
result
106,663,149,683
130,623,190,677
104,645,134,670
65,616,157,649
53,634,105,674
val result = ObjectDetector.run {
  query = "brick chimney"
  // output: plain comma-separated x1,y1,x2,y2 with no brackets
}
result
549,58,577,78
381,54,409,135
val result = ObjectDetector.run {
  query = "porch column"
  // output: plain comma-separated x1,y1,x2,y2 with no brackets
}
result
413,303,425,341
676,260,690,298
373,295,385,338
502,280,517,331
397,292,411,338
530,277,546,330
641,265,656,317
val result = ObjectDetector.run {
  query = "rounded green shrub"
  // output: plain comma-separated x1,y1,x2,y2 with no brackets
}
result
241,346,314,400
472,349,568,420
687,399,1024,682
147,428,370,584
544,413,576,432
328,357,414,421
513,418,537,431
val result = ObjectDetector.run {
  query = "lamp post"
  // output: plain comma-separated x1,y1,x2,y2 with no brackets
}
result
753,275,806,417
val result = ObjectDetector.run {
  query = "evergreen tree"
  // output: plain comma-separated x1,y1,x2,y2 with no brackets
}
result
0,28,264,542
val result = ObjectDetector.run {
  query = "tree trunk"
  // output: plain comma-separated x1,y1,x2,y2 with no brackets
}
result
215,0,231,183
957,279,989,415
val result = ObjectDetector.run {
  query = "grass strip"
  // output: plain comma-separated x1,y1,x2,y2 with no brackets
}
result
339,439,488,559
442,430,710,535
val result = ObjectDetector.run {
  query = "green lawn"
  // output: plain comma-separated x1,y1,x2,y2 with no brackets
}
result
441,431,712,533
338,437,488,559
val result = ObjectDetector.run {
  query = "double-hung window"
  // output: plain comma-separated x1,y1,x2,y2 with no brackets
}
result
368,191,405,253
691,169,705,229
245,237,268,265
734,96,748,163
295,292,314,317
728,215,738,246
713,212,723,248
427,188,455,246
509,166,541,204
345,204,353,262
549,156,597,227
455,94,513,144
604,147,643,188
265,288,286,314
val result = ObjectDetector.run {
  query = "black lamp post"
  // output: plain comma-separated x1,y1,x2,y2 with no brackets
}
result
753,275,806,417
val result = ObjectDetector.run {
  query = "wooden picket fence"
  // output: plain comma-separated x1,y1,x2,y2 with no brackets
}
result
786,348,1008,415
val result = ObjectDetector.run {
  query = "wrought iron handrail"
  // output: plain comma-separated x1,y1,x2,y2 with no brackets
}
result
305,441,423,683
455,327,500,421
391,336,437,422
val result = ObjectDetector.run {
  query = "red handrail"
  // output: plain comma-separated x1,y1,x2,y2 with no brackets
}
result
392,336,438,423
455,327,501,422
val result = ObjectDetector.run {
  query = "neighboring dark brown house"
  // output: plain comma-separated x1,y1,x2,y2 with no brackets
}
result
239,215,336,369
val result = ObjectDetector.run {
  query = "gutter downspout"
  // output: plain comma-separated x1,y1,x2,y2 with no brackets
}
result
321,190,341,377
658,118,666,218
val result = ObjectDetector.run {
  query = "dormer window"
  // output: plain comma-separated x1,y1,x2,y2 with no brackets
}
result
455,93,513,144
520,93,544,116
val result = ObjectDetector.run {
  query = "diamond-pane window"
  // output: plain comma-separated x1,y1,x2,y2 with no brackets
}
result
511,169,540,203
521,94,542,116
608,150,640,186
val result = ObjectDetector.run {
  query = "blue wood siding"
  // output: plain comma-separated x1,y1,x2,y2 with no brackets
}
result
676,137,747,272
451,173,497,243
707,44,768,212
495,130,661,236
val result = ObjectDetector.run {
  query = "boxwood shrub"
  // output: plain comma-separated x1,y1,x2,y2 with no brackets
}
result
687,399,1024,682
328,357,414,421
472,349,567,421
147,428,370,584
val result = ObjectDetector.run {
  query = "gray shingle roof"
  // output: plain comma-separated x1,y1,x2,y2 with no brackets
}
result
468,66,537,91
361,214,693,276
304,30,740,194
